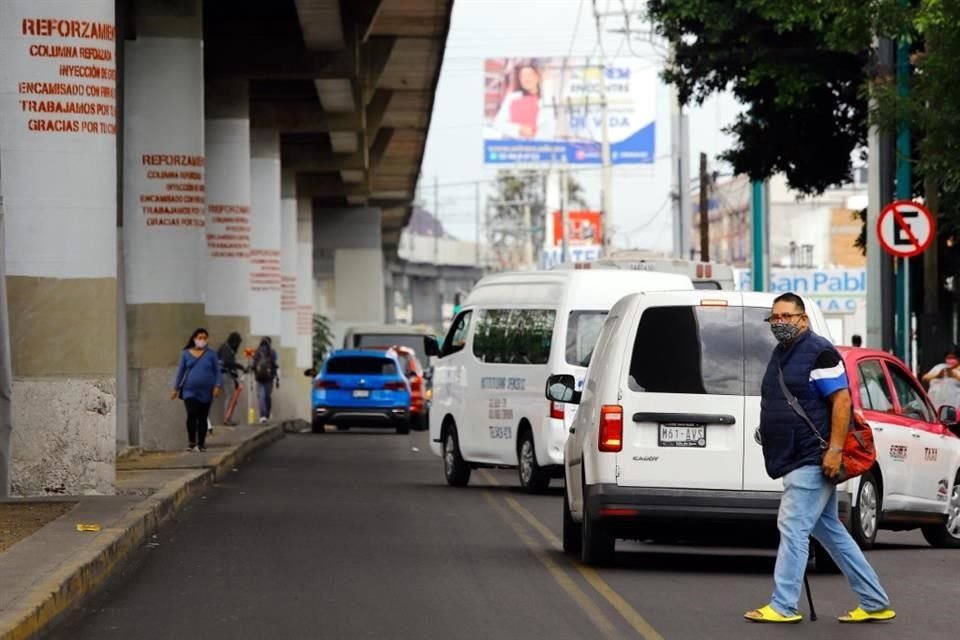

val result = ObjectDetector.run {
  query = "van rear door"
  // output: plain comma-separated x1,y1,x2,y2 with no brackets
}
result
617,292,746,490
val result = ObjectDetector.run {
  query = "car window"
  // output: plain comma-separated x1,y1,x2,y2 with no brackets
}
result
355,334,428,363
887,363,935,422
628,305,745,395
473,309,556,365
566,311,607,367
858,360,895,413
442,310,472,355
326,357,398,376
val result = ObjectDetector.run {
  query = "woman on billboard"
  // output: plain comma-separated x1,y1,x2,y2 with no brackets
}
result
492,60,555,140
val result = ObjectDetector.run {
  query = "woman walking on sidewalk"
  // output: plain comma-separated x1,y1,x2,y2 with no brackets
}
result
171,328,222,452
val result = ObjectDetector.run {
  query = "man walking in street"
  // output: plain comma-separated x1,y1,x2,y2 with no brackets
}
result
252,337,279,424
745,293,895,624
217,332,244,426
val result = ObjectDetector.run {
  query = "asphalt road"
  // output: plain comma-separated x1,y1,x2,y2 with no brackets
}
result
45,429,960,640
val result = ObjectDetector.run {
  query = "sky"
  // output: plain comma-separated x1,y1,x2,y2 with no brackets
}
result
418,0,743,252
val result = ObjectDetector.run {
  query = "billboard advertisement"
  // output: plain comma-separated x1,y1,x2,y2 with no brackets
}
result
483,57,656,165
541,210,603,268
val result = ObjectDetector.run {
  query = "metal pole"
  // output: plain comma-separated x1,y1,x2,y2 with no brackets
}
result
751,180,767,292
0,191,12,497
561,158,570,263
699,153,710,262
433,176,440,263
599,63,612,257
522,204,534,269
474,181,481,267
895,28,911,362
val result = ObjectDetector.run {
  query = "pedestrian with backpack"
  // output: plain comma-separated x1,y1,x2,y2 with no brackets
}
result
252,337,279,424
744,293,894,624
171,328,222,451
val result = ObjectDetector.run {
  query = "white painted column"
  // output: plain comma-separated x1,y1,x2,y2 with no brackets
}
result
0,0,117,495
296,196,314,369
249,129,282,341
123,0,205,451
280,172,298,350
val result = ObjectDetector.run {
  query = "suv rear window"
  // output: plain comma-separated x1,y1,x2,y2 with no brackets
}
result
628,306,775,396
326,357,398,376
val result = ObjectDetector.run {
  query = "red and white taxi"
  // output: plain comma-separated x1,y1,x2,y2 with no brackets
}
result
842,347,960,548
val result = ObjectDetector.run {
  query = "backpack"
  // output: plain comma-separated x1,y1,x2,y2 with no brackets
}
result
254,349,276,382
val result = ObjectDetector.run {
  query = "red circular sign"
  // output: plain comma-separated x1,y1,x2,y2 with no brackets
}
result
876,200,935,258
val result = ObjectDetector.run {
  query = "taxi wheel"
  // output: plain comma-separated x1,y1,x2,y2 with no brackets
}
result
443,426,471,487
851,471,880,550
581,504,614,566
562,491,582,554
518,430,550,493
921,473,960,548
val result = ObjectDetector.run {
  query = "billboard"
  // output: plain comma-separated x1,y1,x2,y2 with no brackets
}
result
541,210,603,268
483,57,656,165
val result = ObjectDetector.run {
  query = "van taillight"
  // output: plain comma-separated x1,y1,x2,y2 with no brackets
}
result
316,380,338,389
550,401,564,420
599,405,623,452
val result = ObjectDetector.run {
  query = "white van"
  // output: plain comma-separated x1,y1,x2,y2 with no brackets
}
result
427,269,694,492
554,251,736,290
549,290,842,564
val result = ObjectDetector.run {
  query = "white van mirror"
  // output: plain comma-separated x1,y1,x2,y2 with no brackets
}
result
546,374,580,405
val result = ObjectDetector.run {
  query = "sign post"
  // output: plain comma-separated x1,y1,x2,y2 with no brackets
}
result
877,200,935,362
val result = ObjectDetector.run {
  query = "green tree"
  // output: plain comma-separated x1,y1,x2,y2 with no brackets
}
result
312,313,334,367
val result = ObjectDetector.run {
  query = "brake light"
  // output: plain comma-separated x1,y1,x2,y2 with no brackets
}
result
315,380,339,389
384,381,407,391
700,299,728,307
550,401,564,420
599,405,623,452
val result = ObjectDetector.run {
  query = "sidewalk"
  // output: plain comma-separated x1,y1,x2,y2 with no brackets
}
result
0,424,284,640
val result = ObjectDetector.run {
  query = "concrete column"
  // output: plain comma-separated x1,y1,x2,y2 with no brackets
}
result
204,80,251,425
0,0,118,495
275,170,297,420
313,208,385,344
295,196,314,421
123,0,205,451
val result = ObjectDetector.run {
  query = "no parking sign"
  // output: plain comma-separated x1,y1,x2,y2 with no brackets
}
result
877,200,935,258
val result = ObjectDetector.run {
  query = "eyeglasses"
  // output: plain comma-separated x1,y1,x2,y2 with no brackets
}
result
765,313,805,324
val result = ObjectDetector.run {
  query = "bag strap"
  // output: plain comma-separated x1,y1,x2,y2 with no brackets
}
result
777,360,829,450
178,351,203,389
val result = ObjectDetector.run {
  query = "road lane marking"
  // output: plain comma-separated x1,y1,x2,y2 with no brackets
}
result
481,492,621,639
480,470,664,640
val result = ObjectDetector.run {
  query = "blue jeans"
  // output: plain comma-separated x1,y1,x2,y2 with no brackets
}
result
257,381,274,419
771,465,890,616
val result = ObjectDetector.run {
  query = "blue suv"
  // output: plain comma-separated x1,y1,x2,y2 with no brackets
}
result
312,350,412,434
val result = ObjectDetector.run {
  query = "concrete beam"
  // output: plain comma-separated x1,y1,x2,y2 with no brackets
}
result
206,47,355,79
250,102,362,131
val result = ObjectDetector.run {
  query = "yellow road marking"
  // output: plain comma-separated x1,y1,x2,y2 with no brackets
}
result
481,492,621,639
480,470,664,640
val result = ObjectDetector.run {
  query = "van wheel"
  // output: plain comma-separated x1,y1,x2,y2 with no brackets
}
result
518,430,550,493
581,506,615,566
921,473,960,548
563,491,582,554
851,471,880,549
443,427,471,487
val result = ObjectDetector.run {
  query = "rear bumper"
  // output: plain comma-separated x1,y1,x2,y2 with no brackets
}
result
314,406,410,426
586,484,851,525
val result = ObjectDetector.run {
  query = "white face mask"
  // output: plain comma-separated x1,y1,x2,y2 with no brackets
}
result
194,339,207,349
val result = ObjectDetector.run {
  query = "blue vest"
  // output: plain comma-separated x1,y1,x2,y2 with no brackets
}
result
759,330,836,479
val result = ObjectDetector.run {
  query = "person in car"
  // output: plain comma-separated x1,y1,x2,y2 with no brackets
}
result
744,293,895,624
922,346,960,411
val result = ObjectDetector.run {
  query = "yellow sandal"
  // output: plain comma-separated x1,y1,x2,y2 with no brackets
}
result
838,607,896,623
744,605,803,623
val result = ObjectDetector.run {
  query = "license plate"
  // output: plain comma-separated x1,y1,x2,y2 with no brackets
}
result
352,390,370,398
658,423,706,448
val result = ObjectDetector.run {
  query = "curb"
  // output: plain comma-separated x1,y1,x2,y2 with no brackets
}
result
0,425,284,640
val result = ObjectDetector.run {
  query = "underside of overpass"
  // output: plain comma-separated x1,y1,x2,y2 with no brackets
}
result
203,0,452,254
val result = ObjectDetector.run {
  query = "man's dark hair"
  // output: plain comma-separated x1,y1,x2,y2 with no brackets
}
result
772,292,805,312
851,334,863,347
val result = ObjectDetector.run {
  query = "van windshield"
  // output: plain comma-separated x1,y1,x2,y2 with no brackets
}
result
628,306,775,396
566,311,607,367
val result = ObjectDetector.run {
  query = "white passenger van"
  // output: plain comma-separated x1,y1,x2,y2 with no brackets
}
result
548,290,840,565
427,269,694,492
554,250,736,291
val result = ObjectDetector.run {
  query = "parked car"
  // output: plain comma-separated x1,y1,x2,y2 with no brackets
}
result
388,345,429,430
549,290,841,565
842,347,960,548
427,268,694,492
312,350,412,434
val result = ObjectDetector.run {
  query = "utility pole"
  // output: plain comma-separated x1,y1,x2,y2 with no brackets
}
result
522,204,534,269
599,63,612,257
474,181,481,268
751,181,769,292
433,176,439,263
560,158,570,263
895,21,912,364
699,152,710,262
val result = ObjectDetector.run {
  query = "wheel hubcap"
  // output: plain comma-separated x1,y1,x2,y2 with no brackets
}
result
520,440,534,484
859,481,878,539
946,483,960,539
444,435,455,477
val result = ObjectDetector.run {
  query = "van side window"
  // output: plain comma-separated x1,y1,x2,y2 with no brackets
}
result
566,311,607,367
473,309,556,365
628,306,745,395
744,307,778,395
442,310,473,356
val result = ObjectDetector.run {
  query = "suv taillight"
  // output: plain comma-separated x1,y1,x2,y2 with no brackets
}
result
315,380,338,389
384,381,407,391
550,401,564,420
599,405,623,452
